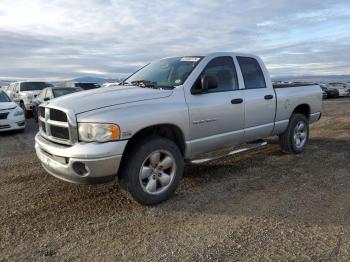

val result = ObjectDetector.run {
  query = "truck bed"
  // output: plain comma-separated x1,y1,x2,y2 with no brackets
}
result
273,84,322,135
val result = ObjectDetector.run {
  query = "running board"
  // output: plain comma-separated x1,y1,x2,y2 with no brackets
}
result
190,140,267,164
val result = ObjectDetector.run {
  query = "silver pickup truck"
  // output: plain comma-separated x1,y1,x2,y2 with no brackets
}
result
35,52,322,205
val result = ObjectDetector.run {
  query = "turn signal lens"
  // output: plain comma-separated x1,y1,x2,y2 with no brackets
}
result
110,124,120,140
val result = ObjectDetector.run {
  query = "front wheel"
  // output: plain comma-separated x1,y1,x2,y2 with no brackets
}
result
279,113,309,154
32,107,38,122
118,137,184,205
20,102,30,119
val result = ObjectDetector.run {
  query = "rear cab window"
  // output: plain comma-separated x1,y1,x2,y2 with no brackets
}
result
237,56,266,89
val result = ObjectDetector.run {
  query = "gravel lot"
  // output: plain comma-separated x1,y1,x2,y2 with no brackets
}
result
1,98,350,261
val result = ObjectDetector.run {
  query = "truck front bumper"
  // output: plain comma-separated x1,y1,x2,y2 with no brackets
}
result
35,133,128,184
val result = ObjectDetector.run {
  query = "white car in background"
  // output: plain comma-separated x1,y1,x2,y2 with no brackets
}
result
0,90,25,132
6,81,53,117
327,82,350,97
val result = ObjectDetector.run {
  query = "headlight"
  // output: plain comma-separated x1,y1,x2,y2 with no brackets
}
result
78,123,120,142
13,106,24,117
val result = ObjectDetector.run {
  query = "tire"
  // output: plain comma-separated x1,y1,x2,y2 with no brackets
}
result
33,107,38,122
279,113,309,154
20,102,30,119
118,136,184,205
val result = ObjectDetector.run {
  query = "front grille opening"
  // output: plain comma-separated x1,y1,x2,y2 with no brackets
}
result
41,121,46,133
0,124,10,129
0,112,9,119
39,107,45,118
51,125,69,140
50,109,67,122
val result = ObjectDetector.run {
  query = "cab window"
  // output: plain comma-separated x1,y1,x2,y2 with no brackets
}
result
193,56,239,93
237,57,266,89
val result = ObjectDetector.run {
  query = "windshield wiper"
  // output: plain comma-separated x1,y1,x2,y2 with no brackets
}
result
130,80,158,88
121,80,175,90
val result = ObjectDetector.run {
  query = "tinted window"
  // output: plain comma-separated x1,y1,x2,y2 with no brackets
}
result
53,88,82,97
0,91,11,102
237,57,266,89
193,56,238,92
20,82,50,91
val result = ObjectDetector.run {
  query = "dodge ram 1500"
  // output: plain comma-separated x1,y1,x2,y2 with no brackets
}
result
35,52,322,205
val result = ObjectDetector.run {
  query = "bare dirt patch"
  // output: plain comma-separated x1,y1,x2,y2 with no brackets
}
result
1,98,350,261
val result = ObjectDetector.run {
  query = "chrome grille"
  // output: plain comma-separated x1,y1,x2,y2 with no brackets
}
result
38,107,45,118
50,108,67,122
39,106,71,144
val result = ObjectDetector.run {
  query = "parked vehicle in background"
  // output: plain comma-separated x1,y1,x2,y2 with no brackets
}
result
320,86,328,99
319,84,339,99
33,87,83,122
327,82,350,97
35,52,322,205
5,82,53,118
64,82,100,90
0,90,25,132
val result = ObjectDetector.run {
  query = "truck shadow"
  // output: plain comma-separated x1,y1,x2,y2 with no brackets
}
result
161,137,350,226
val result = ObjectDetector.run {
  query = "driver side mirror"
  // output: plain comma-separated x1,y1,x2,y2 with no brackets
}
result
44,97,50,101
192,75,218,94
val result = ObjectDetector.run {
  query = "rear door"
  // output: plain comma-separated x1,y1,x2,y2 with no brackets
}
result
237,56,276,142
187,56,245,156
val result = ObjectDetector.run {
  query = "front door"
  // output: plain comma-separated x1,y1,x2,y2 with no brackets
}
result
187,56,245,156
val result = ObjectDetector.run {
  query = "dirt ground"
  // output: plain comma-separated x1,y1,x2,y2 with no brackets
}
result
1,98,350,261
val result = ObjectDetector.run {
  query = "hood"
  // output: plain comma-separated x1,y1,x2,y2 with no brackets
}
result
46,86,173,114
0,102,17,110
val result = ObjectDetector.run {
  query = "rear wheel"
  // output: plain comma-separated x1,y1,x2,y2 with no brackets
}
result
118,136,184,205
279,113,309,154
32,107,38,122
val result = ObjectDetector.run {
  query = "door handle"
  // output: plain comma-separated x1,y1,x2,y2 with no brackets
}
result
231,98,243,104
264,95,274,100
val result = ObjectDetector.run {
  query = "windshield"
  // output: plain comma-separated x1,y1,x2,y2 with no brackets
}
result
0,91,11,102
53,88,82,97
20,82,52,91
124,56,203,89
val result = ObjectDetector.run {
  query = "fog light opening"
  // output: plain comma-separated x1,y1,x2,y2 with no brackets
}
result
72,162,89,176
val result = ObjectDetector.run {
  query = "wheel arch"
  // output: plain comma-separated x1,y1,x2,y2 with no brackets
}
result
117,123,186,187
122,123,186,158
292,104,310,119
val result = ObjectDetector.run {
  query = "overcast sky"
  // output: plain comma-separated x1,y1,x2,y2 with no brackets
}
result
0,0,349,80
